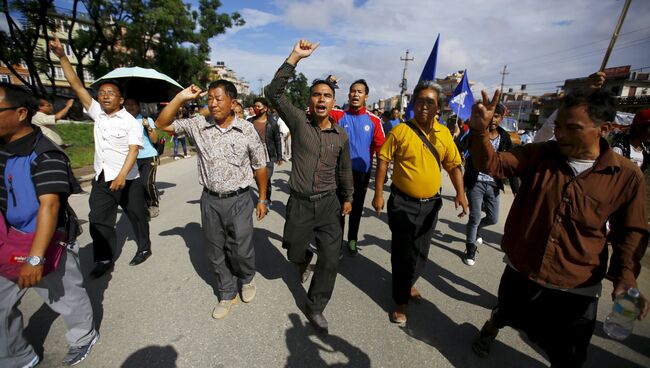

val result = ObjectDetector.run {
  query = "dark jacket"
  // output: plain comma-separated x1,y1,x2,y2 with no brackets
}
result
460,126,513,191
248,114,282,162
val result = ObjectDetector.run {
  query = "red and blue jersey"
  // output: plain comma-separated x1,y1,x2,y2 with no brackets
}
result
330,107,385,173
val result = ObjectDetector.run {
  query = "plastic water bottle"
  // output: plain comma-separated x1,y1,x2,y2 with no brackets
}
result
603,288,642,340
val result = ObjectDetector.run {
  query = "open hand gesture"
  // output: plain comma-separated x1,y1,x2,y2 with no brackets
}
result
469,89,501,131
49,35,65,58
292,39,320,60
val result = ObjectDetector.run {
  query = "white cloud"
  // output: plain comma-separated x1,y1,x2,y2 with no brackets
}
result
211,0,650,105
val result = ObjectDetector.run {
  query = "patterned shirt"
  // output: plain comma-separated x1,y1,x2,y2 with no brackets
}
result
267,62,353,202
172,115,266,193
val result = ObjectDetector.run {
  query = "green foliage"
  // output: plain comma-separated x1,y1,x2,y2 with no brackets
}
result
53,123,94,168
0,0,245,95
264,70,310,111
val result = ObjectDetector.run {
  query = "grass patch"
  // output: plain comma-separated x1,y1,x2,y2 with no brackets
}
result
54,123,94,168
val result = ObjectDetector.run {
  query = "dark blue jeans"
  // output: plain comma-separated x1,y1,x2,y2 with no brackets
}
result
465,181,499,245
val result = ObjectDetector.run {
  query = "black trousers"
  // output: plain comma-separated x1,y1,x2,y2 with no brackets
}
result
266,162,274,201
492,266,598,368
387,189,442,305
339,170,371,242
283,192,341,313
137,156,159,208
89,173,151,262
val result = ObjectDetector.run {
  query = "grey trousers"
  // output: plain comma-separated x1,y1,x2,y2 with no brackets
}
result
0,247,97,368
200,190,256,301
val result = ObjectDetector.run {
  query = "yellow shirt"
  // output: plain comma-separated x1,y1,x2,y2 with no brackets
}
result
379,119,461,198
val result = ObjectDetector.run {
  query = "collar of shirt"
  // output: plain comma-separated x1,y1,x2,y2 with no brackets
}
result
308,115,340,133
591,139,623,173
98,106,131,120
0,128,38,156
202,115,246,133
345,106,367,116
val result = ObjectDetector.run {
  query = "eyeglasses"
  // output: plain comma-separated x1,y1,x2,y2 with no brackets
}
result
97,91,119,97
0,106,20,113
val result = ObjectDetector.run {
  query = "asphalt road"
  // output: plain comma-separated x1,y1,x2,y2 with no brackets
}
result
20,157,650,367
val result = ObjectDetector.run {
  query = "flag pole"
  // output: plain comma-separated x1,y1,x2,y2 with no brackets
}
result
600,0,632,72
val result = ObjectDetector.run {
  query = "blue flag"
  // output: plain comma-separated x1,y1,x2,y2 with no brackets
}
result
405,34,439,120
448,70,474,121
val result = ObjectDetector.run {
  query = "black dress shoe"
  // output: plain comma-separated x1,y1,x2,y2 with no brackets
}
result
91,262,113,278
306,310,328,334
129,250,152,266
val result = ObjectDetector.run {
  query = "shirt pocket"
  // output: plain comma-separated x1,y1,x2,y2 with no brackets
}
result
570,194,609,232
107,129,129,150
224,142,247,167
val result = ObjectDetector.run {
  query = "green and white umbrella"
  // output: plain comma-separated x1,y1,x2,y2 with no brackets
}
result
90,67,183,103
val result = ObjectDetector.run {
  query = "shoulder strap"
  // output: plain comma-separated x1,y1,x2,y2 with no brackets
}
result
405,121,441,169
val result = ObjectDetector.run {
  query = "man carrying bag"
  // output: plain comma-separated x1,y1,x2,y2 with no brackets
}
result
0,83,98,368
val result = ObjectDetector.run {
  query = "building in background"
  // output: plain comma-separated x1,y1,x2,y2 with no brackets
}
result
207,60,250,95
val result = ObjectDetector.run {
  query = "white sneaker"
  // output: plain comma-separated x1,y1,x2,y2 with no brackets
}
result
174,156,180,160
241,279,256,303
212,296,239,319
184,154,191,159
21,355,39,368
476,237,483,245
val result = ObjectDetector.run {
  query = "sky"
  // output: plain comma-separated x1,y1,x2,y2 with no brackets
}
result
204,0,649,105
39,0,650,105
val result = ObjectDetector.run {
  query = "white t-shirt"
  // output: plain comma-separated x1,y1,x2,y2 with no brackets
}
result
613,144,644,169
85,100,144,181
31,111,64,145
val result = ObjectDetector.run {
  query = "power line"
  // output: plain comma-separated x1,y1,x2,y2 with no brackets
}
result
507,25,650,65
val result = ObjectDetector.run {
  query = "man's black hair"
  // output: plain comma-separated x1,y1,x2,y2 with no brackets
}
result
350,79,369,94
0,82,38,120
207,80,238,100
96,79,125,96
495,103,506,116
391,107,400,113
253,96,269,108
310,79,336,97
560,91,616,126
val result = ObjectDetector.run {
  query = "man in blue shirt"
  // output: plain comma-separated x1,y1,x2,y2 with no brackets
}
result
331,79,385,255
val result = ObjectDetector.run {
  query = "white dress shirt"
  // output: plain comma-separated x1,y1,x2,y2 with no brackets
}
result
85,100,143,181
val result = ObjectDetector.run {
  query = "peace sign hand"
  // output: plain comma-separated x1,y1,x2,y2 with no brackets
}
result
469,89,501,131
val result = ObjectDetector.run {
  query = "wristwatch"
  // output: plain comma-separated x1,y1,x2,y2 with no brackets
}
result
25,256,45,266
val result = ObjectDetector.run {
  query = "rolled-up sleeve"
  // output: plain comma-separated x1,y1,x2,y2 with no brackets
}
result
126,117,144,148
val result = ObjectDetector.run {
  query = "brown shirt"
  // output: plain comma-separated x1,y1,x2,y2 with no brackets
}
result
470,130,648,289
172,115,266,193
267,62,353,202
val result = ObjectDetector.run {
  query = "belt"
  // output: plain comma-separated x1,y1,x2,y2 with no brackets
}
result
203,187,249,199
290,190,334,202
391,185,440,203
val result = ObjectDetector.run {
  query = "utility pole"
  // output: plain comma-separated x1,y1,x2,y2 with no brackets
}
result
399,49,414,113
258,78,264,97
499,65,509,102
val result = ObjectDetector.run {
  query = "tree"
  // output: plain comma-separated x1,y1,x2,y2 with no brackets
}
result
265,70,310,111
0,0,244,96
